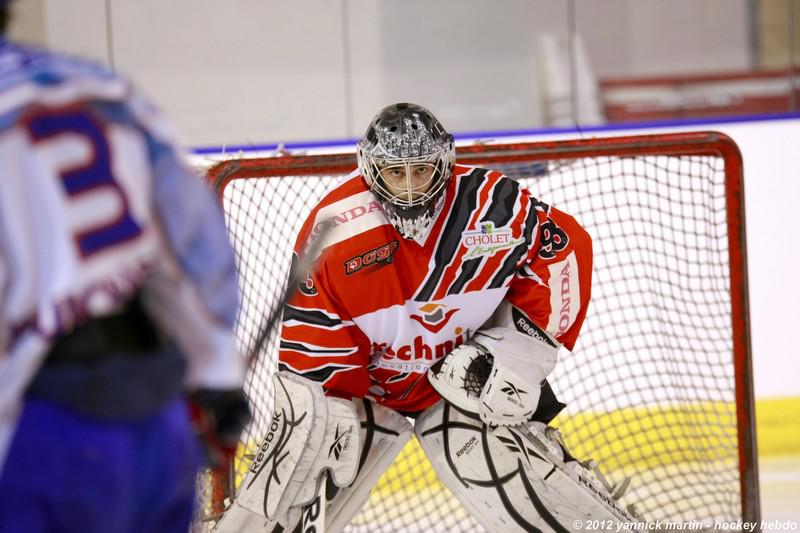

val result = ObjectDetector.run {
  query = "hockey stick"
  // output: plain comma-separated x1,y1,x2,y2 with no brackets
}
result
211,220,335,515
247,219,333,370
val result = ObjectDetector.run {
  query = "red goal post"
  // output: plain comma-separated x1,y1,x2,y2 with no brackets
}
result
200,131,758,529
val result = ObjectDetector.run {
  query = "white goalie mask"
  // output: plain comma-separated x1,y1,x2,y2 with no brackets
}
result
357,103,455,240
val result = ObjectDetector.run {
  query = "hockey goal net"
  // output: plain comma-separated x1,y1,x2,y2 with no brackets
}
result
197,131,758,530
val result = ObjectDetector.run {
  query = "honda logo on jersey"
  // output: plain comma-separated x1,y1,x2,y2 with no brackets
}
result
310,196,384,241
547,251,580,335
410,302,459,333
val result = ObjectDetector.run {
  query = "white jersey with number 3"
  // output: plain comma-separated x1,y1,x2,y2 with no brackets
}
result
0,39,244,466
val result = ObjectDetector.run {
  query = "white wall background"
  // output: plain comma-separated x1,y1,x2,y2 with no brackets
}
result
12,0,752,147
724,119,800,400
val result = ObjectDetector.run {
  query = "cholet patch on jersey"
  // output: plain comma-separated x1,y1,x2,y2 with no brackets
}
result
460,222,522,260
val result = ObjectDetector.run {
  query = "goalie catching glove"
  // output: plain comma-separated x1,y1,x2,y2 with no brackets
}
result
428,326,558,426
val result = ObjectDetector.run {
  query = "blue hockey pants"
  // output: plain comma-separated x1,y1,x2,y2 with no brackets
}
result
0,397,202,533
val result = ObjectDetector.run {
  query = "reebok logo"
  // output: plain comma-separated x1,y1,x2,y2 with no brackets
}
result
511,307,557,347
496,431,545,470
456,436,478,458
328,424,353,460
301,496,323,533
578,474,629,518
249,411,283,475
500,381,527,403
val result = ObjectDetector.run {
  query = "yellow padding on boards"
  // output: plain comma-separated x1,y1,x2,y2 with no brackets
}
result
231,397,800,493
754,396,800,457
369,397,800,497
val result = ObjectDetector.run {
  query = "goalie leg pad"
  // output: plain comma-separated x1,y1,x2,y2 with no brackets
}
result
265,398,412,533
222,371,360,525
214,394,412,533
325,398,413,533
211,499,269,532
415,401,639,533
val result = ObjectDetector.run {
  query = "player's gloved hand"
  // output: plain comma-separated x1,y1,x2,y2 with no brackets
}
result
428,326,558,427
188,388,252,468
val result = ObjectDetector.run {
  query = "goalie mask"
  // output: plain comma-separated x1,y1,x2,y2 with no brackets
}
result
357,103,455,240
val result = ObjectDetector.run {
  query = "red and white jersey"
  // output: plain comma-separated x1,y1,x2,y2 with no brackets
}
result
279,165,592,413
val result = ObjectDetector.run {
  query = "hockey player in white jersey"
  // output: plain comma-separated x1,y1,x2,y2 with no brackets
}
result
0,2,249,532
212,103,640,532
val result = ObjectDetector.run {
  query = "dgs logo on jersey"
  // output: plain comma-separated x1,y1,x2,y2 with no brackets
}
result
410,303,459,333
345,240,398,275
538,219,569,259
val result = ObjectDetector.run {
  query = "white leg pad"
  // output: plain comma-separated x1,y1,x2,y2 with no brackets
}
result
326,399,413,533
211,500,269,532
214,395,412,533
415,401,639,533
213,371,360,531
